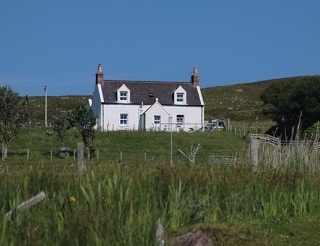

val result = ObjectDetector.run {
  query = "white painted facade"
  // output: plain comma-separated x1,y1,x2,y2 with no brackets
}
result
91,65,205,132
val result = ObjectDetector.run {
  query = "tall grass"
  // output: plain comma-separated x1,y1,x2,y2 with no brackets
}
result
1,157,320,244
1,127,320,244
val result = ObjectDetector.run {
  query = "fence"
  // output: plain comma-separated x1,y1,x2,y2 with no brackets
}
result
1,148,227,167
280,140,320,149
250,134,280,147
208,155,236,164
250,134,320,150
99,122,205,132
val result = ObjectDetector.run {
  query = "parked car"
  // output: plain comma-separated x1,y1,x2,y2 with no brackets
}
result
205,119,225,131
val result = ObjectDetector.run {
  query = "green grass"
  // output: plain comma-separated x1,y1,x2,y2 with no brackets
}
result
5,127,247,165
3,75,319,245
28,95,91,126
202,80,273,121
202,76,320,122
1,162,320,244
2,126,320,244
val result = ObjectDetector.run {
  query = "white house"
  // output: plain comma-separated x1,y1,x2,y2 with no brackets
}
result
91,64,205,131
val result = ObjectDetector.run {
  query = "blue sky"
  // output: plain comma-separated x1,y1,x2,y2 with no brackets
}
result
1,1,319,96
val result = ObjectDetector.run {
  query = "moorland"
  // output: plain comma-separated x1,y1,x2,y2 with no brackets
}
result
1,77,320,245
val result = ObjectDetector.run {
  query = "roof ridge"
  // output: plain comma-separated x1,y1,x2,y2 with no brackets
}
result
104,79,190,84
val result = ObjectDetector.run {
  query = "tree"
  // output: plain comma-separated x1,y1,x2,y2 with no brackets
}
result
304,121,320,140
178,143,201,166
69,101,96,158
261,77,320,138
0,86,29,159
52,112,72,148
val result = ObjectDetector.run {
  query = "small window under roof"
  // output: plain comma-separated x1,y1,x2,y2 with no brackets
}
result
148,92,154,97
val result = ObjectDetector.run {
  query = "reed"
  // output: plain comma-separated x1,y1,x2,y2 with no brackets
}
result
1,146,320,244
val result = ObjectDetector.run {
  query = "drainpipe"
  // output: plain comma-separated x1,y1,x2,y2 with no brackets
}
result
201,105,204,129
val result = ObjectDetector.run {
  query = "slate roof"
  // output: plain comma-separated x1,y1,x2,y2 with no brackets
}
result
101,80,202,106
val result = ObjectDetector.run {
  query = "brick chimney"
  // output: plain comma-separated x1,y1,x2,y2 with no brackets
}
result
191,67,199,87
96,64,104,84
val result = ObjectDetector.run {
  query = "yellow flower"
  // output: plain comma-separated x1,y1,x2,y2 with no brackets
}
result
69,196,77,202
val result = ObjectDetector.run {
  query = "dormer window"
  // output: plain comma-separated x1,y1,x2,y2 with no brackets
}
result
120,91,127,101
117,84,130,103
177,93,184,102
173,86,187,105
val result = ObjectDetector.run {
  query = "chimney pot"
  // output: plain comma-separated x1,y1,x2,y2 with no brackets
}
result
96,64,104,84
191,66,200,87
98,64,102,72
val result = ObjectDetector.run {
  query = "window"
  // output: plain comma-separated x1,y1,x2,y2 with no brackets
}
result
117,85,130,103
119,91,127,101
177,93,184,102
173,86,186,105
154,115,161,125
176,115,184,125
120,114,128,125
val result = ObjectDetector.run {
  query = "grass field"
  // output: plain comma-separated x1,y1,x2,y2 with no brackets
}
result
1,127,320,244
6,127,247,165
1,156,320,244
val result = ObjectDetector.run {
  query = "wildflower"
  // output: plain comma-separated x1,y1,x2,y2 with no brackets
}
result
69,196,76,202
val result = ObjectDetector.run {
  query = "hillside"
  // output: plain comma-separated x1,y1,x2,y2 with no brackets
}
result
202,76,320,122
27,76,320,125
28,95,91,126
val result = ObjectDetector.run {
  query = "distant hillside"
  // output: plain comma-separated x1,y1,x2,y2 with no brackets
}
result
202,76,320,122
29,95,91,126
27,76,320,125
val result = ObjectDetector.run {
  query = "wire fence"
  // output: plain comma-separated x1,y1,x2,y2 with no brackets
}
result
0,147,239,170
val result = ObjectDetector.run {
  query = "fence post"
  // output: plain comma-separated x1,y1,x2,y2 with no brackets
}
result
77,143,85,173
156,218,165,246
250,138,260,168
5,191,46,221
27,149,29,161
50,150,53,161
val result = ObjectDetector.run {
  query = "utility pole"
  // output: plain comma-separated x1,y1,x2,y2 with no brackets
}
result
169,116,173,166
44,86,47,127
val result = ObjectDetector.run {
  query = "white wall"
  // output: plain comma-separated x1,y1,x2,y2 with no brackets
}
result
92,84,104,129
144,104,169,131
100,104,146,131
161,105,204,131
99,103,204,131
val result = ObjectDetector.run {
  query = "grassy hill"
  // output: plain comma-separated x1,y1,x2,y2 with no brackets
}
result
28,95,91,126
202,80,274,122
27,76,320,125
202,76,320,122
